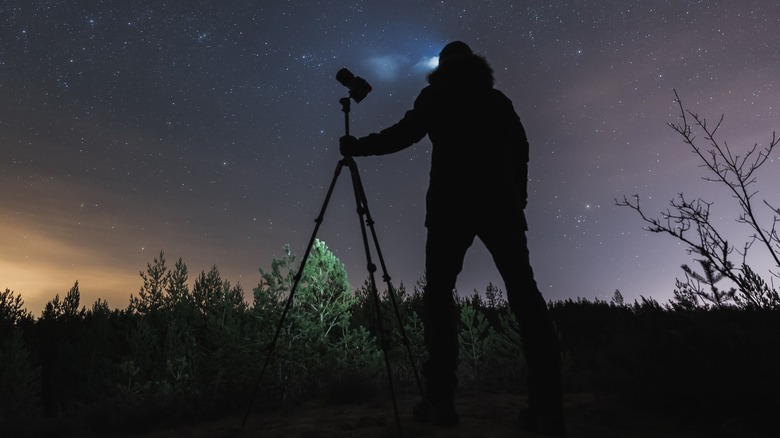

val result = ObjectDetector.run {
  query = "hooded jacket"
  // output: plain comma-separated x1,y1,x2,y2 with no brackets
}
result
353,53,530,230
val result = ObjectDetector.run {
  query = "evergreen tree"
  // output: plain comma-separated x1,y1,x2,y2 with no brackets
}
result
252,240,379,395
458,300,498,383
0,328,41,423
80,298,116,400
191,266,248,392
129,250,169,315
0,290,39,424
296,240,355,339
0,288,32,333
734,264,780,309
37,283,86,416
258,241,353,347
165,257,191,310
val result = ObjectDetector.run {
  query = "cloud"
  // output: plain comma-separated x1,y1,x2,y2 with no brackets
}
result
364,53,440,82
365,54,408,81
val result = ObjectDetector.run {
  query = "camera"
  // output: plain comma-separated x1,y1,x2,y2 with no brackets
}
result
336,68,372,103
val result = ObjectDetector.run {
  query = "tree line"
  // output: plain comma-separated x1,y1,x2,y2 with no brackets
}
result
2,239,779,436
0,240,523,435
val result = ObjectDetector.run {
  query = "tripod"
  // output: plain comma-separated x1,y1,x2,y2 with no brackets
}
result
241,96,423,437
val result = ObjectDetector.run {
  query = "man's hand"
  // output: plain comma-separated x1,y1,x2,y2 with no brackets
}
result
339,135,360,156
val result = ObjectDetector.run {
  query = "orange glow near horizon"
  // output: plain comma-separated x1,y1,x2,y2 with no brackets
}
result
0,221,141,315
1,212,267,316
0,172,268,316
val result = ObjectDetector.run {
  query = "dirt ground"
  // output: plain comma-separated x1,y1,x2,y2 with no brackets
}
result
119,391,729,438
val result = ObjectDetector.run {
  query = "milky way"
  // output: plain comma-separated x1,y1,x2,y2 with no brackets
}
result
2,1,779,313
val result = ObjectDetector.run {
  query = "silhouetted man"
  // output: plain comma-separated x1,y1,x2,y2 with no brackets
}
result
340,41,566,436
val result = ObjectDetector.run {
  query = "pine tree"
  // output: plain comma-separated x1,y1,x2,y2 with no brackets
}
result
676,259,736,308
38,283,86,416
0,328,41,423
129,250,169,315
252,240,379,395
165,257,191,310
296,240,355,339
0,289,32,332
62,281,85,320
0,290,39,423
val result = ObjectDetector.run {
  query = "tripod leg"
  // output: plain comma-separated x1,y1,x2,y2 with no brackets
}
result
345,158,404,437
241,159,346,428
347,159,425,398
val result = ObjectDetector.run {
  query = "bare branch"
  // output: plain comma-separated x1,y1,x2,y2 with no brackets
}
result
619,91,780,305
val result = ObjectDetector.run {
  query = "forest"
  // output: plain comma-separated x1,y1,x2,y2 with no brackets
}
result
1,239,779,437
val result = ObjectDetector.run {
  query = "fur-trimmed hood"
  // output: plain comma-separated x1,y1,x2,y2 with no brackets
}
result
427,53,495,90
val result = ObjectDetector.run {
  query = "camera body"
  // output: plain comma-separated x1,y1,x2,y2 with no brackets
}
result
336,68,372,103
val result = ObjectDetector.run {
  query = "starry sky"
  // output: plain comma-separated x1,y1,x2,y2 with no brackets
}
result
2,1,779,314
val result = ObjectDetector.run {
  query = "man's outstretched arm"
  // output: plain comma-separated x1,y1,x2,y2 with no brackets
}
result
339,89,431,157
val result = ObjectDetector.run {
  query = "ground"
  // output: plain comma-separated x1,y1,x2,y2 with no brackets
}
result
119,391,727,438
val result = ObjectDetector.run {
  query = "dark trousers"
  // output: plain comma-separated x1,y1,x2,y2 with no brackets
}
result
422,218,563,413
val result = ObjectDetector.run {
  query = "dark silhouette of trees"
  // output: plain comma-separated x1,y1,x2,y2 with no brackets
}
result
617,90,780,308
671,259,736,309
610,92,780,433
1,288,33,327
1,239,778,435
0,289,39,424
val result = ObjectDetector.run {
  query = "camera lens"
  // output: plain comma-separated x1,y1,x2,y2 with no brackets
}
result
336,68,355,87
336,68,372,103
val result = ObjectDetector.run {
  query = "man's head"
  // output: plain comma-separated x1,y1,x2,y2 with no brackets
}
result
428,41,493,88
438,41,473,65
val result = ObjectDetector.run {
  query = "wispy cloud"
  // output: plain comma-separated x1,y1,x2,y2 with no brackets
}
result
365,54,408,81
363,53,439,82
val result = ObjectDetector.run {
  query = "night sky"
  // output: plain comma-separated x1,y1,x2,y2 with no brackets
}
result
3,1,779,314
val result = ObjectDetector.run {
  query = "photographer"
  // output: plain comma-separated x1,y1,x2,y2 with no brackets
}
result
340,41,566,436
